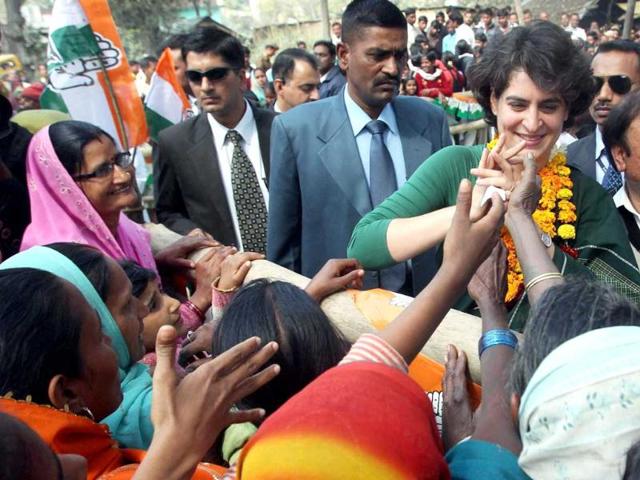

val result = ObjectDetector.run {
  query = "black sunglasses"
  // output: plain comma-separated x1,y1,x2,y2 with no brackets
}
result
73,152,133,181
186,67,234,83
592,75,632,95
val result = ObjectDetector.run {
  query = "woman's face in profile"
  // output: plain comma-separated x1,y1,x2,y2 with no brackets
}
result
491,69,568,169
77,135,138,221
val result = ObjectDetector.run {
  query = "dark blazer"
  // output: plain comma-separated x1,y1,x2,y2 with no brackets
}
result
267,90,451,293
567,132,597,180
319,66,347,99
153,103,276,246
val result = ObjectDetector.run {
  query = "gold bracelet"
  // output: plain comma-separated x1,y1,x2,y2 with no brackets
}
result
211,275,238,294
525,272,563,293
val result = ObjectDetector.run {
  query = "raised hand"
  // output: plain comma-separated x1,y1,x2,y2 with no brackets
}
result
305,258,365,303
443,179,505,284
217,251,265,292
136,326,280,479
468,241,508,308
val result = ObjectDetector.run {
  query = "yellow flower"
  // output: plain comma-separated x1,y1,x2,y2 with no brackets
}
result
558,200,576,212
558,224,576,240
557,188,573,200
557,165,571,176
487,136,499,151
558,210,577,223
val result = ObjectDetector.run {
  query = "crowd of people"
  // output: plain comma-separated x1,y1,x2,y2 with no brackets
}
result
2,0,640,478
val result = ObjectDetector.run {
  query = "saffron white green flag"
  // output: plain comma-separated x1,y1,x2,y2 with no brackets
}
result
41,0,147,149
144,48,190,142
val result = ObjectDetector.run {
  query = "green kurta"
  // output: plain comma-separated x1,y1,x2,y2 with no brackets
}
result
348,145,640,331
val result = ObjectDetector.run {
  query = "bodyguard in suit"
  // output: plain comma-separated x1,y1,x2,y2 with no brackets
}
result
567,40,640,195
154,28,276,252
267,0,451,293
313,40,347,99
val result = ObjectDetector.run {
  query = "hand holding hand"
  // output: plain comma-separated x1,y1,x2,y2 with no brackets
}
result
148,326,280,476
218,251,265,291
443,179,505,284
305,258,365,303
506,152,540,220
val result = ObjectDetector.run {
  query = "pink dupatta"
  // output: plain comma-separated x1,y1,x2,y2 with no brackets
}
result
20,127,157,273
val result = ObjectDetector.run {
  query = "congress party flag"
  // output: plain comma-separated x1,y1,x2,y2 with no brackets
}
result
144,48,190,142
41,0,148,149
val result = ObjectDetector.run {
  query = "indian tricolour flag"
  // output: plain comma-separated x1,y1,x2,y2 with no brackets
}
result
41,0,148,150
144,48,190,142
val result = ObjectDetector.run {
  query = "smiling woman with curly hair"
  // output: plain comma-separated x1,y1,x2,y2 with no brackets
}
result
349,21,640,331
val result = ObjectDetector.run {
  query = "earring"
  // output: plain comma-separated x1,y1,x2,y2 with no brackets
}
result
78,406,95,422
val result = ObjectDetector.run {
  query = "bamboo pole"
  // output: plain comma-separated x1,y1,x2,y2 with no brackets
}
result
623,0,637,40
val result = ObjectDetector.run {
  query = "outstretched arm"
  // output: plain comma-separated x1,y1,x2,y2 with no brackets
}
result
377,180,505,365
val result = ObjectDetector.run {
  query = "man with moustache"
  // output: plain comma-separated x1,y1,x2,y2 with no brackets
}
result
568,40,640,195
267,0,451,293
153,27,276,253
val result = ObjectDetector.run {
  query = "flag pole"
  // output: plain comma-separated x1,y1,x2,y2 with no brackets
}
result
98,56,130,151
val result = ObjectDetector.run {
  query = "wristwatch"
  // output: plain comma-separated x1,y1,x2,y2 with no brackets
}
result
541,232,552,248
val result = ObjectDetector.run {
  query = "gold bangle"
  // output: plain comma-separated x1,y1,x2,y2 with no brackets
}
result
525,272,563,292
211,275,238,294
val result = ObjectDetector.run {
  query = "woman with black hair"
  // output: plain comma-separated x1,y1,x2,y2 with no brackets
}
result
0,246,279,479
349,21,640,331
19,120,223,335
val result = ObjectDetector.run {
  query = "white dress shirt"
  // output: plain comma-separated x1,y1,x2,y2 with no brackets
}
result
455,24,476,48
207,100,269,250
343,87,407,189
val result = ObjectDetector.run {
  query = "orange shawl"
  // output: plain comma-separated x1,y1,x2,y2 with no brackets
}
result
0,398,226,479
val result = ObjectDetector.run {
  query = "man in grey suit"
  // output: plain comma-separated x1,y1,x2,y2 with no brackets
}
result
154,28,276,251
267,0,451,294
567,40,640,195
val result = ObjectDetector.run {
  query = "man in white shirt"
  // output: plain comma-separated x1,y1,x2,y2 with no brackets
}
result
604,90,640,265
566,13,587,41
272,48,321,113
449,10,475,49
568,40,640,195
154,27,276,252
404,7,420,50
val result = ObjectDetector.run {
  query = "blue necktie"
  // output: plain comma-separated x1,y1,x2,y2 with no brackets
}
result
602,164,623,195
366,120,406,292
367,120,397,207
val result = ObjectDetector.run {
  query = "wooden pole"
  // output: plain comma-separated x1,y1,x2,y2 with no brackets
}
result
320,0,330,39
513,0,524,25
623,0,637,39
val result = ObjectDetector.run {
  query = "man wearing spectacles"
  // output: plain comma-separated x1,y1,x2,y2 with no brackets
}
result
568,40,640,195
153,27,276,253
272,48,321,113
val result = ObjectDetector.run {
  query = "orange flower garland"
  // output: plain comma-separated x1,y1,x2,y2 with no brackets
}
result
484,137,577,303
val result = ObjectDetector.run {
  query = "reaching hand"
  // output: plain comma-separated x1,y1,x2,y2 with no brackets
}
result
148,326,280,476
190,246,236,312
467,241,508,308
507,152,540,218
218,251,265,291
305,258,365,303
155,235,220,273
443,180,505,283
470,137,527,221
179,323,214,368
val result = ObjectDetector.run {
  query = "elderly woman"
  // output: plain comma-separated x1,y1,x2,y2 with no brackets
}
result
438,155,640,479
348,21,640,331
20,120,222,324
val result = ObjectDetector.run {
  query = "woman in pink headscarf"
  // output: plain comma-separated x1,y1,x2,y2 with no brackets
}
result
21,120,222,350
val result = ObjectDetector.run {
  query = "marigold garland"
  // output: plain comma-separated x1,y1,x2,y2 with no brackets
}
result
485,137,577,303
